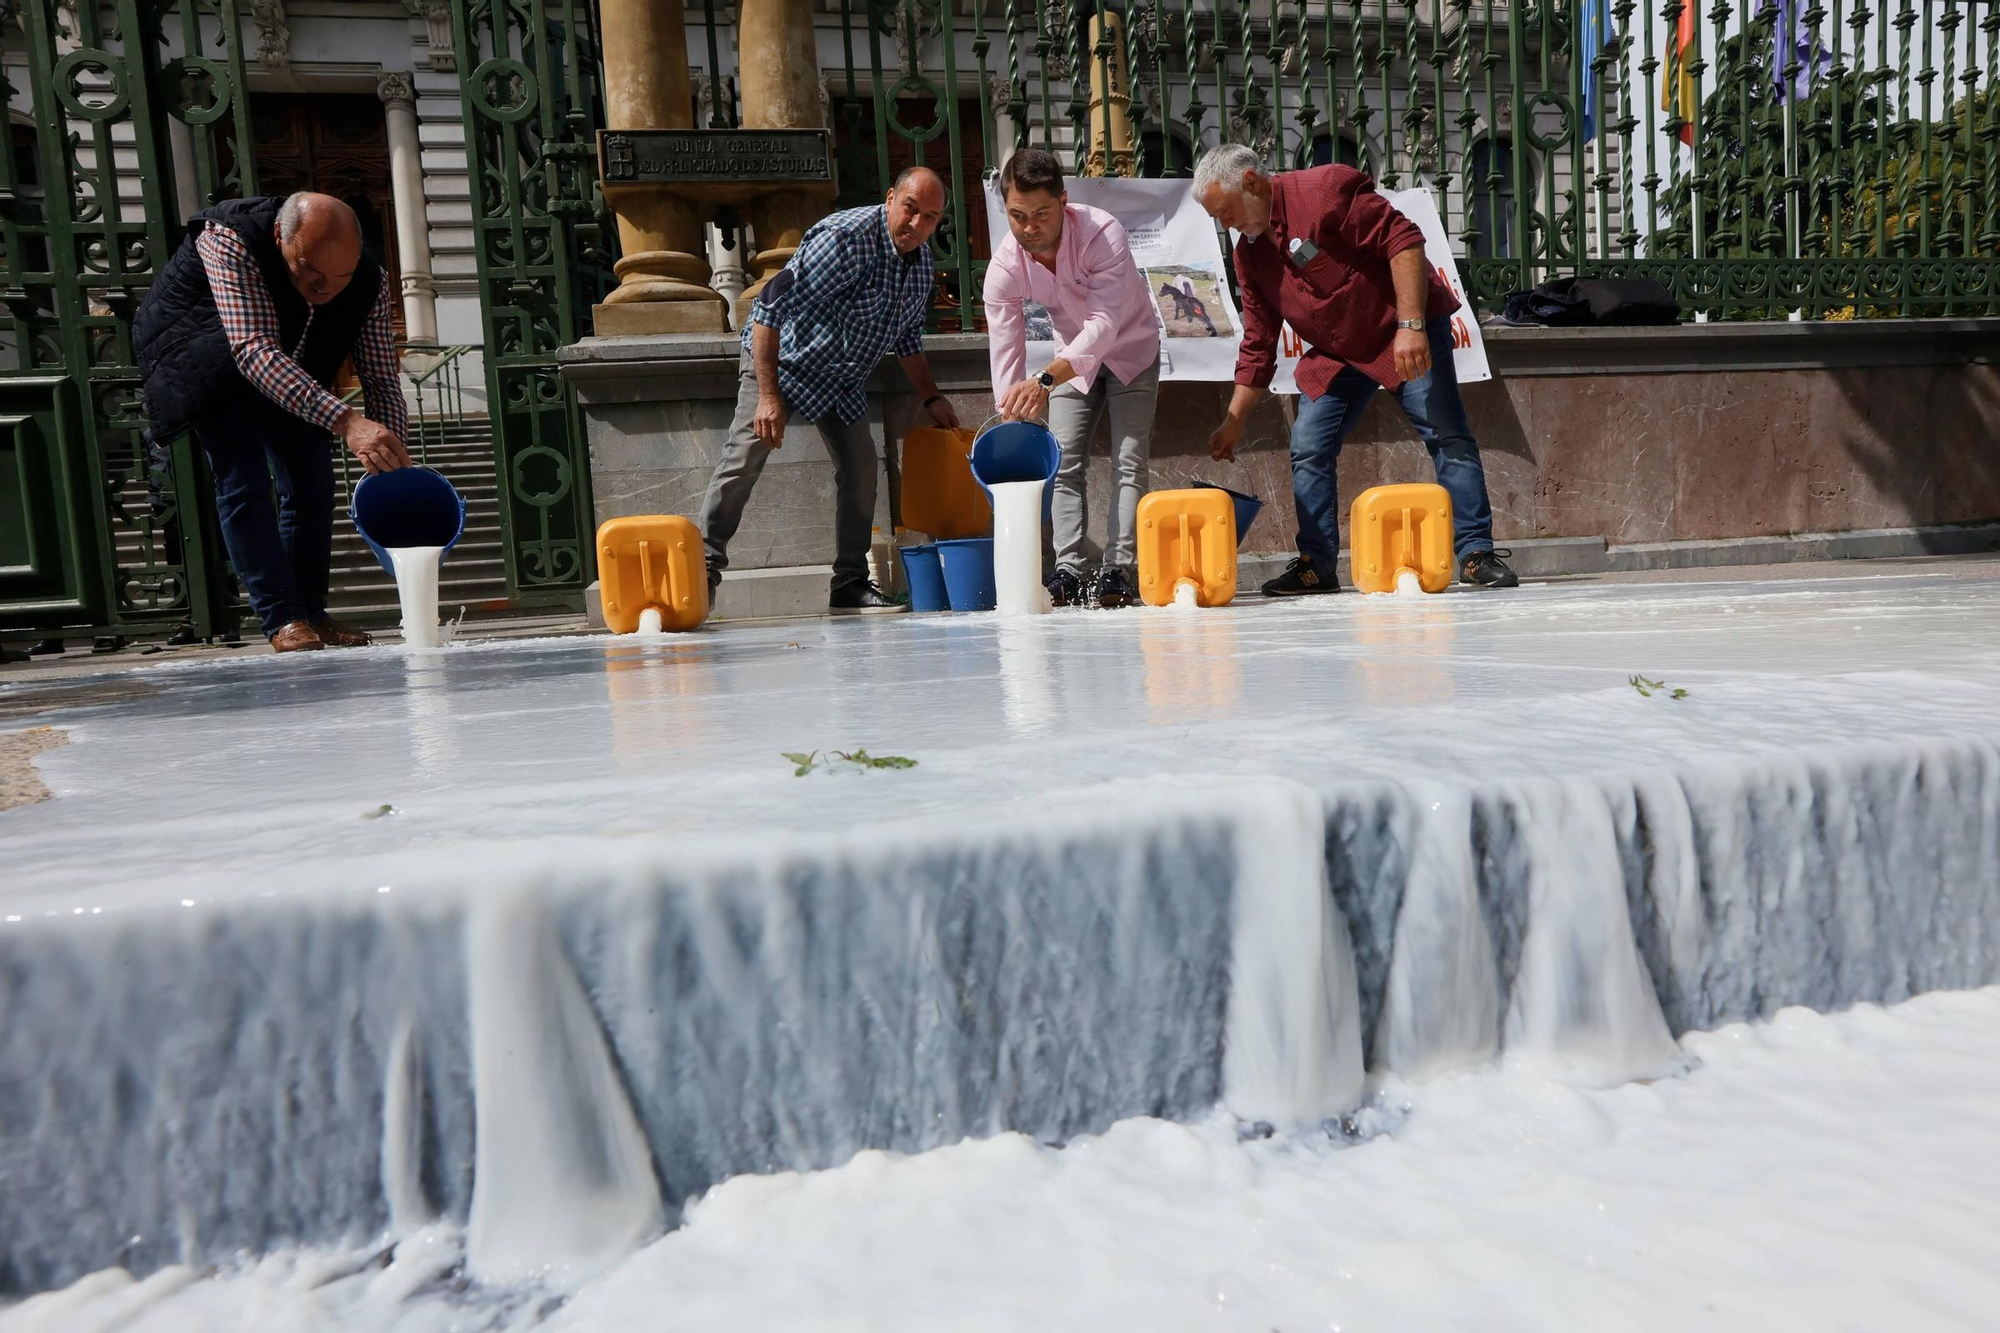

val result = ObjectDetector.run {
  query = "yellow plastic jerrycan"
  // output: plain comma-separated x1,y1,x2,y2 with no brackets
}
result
597,515,709,632
901,426,991,540
1349,483,1454,594
1136,488,1238,607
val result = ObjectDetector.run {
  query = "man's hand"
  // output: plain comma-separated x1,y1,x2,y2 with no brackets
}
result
753,394,789,448
997,379,1049,423
1209,413,1246,462
337,412,411,475
926,396,961,429
1393,327,1432,383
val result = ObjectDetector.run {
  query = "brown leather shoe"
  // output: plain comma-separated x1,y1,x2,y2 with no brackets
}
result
269,620,326,653
310,618,372,648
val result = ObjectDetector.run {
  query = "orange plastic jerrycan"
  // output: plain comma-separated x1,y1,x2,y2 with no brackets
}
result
901,426,991,540
597,515,709,632
1349,483,1454,594
1136,488,1238,607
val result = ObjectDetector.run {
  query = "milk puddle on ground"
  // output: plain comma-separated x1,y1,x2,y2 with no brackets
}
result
7,986,1996,1333
387,546,444,648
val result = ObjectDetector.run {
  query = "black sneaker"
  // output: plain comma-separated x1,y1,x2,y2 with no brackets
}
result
1094,565,1138,609
1460,549,1520,588
829,581,907,614
1260,554,1340,597
1046,566,1086,607
707,564,721,610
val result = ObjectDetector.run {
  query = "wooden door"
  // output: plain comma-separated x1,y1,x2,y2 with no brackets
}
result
248,93,406,350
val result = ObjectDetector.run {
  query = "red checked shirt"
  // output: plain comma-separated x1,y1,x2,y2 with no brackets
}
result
1231,165,1457,399
195,222,409,439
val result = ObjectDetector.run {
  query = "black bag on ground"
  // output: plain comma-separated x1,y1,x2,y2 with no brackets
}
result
1500,276,1680,327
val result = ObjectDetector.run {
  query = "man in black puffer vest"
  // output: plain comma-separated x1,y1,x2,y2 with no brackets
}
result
135,192,413,652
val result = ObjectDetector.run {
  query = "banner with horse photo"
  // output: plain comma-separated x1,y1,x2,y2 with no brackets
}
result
981,175,1490,388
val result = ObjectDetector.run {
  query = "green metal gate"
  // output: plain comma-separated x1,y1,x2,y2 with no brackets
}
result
0,0,258,644
450,0,609,611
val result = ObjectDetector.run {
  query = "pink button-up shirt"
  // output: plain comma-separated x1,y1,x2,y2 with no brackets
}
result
983,202,1160,396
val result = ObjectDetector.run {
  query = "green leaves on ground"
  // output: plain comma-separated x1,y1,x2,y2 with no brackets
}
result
783,749,919,777
1629,675,1689,701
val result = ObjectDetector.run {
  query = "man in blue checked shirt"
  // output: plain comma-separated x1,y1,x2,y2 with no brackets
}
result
701,166,962,614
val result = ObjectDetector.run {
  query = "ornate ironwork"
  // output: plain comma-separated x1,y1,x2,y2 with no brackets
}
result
449,0,604,608
1,0,256,639
823,0,2000,321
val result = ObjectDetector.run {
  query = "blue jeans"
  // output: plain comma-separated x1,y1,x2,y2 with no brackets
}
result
1288,318,1495,568
193,393,336,637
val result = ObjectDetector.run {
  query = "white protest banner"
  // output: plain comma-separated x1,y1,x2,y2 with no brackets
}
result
980,175,1489,389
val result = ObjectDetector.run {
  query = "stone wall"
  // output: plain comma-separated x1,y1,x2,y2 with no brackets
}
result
560,319,2000,576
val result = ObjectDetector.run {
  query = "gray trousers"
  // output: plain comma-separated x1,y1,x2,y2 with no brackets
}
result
700,351,877,590
1046,355,1160,572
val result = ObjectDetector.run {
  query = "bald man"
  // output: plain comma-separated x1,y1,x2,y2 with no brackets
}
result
135,192,412,652
700,166,960,615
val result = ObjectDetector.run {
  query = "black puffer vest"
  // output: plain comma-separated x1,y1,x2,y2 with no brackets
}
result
133,196,384,436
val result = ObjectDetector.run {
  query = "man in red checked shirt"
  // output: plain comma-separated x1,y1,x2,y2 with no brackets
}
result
1195,145,1518,594
135,193,412,652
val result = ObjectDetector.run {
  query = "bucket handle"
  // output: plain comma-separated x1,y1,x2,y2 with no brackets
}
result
970,410,1051,454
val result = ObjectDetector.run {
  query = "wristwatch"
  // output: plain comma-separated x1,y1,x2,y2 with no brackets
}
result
1398,318,1426,331
1035,369,1057,389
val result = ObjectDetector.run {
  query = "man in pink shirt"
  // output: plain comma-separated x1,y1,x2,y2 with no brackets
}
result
985,149,1161,608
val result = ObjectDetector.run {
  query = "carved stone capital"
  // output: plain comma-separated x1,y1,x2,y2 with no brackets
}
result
376,70,418,111
250,0,290,73
402,0,456,73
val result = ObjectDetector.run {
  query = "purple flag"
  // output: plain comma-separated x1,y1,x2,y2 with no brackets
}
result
1769,0,1832,102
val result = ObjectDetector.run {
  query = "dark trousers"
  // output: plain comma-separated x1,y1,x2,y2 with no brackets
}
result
1289,318,1496,567
193,394,336,637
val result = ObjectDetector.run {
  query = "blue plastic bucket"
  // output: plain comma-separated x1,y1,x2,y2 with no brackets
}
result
969,420,1060,519
350,466,466,578
936,537,998,612
898,543,950,612
1196,481,1265,541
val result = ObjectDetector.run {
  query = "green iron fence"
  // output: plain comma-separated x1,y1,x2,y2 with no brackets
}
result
0,0,260,644
450,0,608,611
704,0,2000,324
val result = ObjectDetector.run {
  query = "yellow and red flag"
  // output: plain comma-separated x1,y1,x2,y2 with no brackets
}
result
1663,2,1698,145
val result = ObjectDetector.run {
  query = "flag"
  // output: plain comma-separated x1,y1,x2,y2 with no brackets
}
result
1579,0,1614,143
1768,0,1831,102
1660,1,1698,146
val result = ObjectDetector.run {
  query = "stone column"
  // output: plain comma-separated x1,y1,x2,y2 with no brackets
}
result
988,74,1020,175
707,223,749,325
1085,5,1136,178
377,72,439,345
594,0,728,334
166,118,201,229
734,0,835,323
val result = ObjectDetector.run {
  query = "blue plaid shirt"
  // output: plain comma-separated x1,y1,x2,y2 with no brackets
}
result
742,204,932,425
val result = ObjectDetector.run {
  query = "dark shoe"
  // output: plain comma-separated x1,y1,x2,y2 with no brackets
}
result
707,564,721,610
1260,554,1340,597
1460,549,1520,588
1094,565,1138,609
310,618,372,648
1046,566,1085,607
269,621,326,653
828,581,906,615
